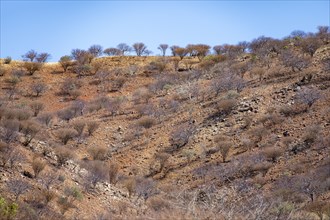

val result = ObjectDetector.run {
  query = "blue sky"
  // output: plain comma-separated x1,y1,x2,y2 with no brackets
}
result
1,1,329,61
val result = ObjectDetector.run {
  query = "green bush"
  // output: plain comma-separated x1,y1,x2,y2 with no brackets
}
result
0,196,18,219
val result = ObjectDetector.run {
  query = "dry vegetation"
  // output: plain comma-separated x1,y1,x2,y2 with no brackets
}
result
0,27,329,219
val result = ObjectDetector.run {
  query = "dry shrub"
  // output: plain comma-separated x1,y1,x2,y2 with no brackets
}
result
302,125,320,144
83,160,109,188
57,108,75,122
214,135,231,162
147,196,171,212
15,109,32,121
86,121,99,136
258,113,284,128
31,157,46,178
55,146,75,166
279,104,307,117
124,177,136,198
250,67,266,81
217,98,237,115
41,188,56,205
72,120,86,136
1,119,19,143
58,78,81,96
304,201,330,220
29,101,44,117
30,82,46,97
56,128,77,145
248,125,269,143
108,162,119,185
88,146,108,161
37,112,53,127
136,116,156,129
20,120,40,146
132,87,153,104
0,142,24,168
240,137,254,151
281,136,295,149
251,162,273,176
169,124,195,150
110,76,126,92
263,146,283,163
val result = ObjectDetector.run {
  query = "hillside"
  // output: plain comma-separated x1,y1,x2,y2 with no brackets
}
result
0,41,329,219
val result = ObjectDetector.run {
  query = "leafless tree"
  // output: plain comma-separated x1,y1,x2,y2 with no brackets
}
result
237,41,249,53
88,44,103,57
295,87,321,107
20,120,40,146
71,49,93,64
170,45,180,56
83,160,108,188
117,43,132,55
316,25,330,43
158,44,169,56
135,177,157,201
104,47,122,56
213,45,223,55
7,179,31,201
132,42,148,56
299,37,322,57
30,101,44,116
290,30,307,38
30,82,46,97
281,50,311,72
36,53,51,63
1,119,19,143
22,50,37,61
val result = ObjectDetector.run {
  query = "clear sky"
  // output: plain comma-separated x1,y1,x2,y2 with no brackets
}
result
1,0,329,61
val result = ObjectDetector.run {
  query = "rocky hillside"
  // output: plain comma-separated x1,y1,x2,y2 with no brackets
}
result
0,39,329,219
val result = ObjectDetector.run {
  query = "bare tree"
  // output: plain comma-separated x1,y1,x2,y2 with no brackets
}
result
281,50,311,72
117,43,132,55
132,42,148,56
295,87,321,107
71,49,93,64
299,37,322,57
20,120,40,146
36,53,51,63
104,48,122,56
30,82,46,97
158,44,168,56
30,101,44,116
213,45,223,55
88,44,103,57
170,45,179,56
7,179,31,201
22,50,37,61
83,160,108,189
